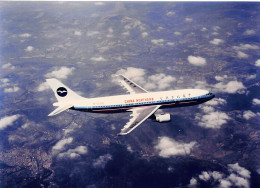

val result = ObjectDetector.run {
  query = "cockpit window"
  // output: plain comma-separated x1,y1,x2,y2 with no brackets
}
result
206,92,212,96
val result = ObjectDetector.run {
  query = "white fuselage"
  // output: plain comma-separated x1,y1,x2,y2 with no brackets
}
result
71,89,215,113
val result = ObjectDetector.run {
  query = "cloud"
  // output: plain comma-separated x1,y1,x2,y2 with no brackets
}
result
243,110,257,120
237,51,249,59
166,11,175,16
199,106,214,113
187,56,206,66
0,78,10,87
151,39,165,46
58,146,88,159
243,29,255,35
210,38,224,45
213,26,221,31
2,63,15,70
246,74,256,80
93,154,112,168
94,2,104,6
122,31,130,36
45,66,75,79
115,67,176,91
205,98,226,106
198,111,230,129
52,137,73,152
141,32,148,38
185,17,193,22
233,44,259,51
155,137,197,157
90,56,106,62
37,82,50,91
255,59,260,67
188,177,197,187
19,33,31,38
147,73,176,90
25,46,34,52
87,31,99,37
214,81,246,94
215,75,228,81
201,27,207,31
188,163,250,188
0,115,20,130
228,163,250,179
174,31,182,36
252,98,260,105
4,86,20,93
166,42,175,46
74,30,82,36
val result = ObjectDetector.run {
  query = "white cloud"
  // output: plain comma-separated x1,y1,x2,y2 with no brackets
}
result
90,56,106,62
115,67,176,91
93,154,112,168
233,44,259,51
243,110,257,120
2,63,15,70
94,2,104,6
52,137,73,151
166,42,175,46
219,179,232,188
188,163,250,188
214,81,246,94
237,51,248,59
25,46,34,52
87,31,99,37
185,17,193,22
210,38,224,45
4,86,20,93
0,78,10,87
213,26,220,31
141,32,148,38
0,115,20,130
151,39,165,46
188,177,197,187
199,171,211,181
37,82,49,91
58,145,87,159
45,66,75,79
212,32,218,35
255,59,260,67
227,173,249,188
228,163,251,179
199,106,214,113
215,75,228,81
252,98,260,105
147,73,176,90
166,11,175,16
246,74,256,80
19,33,31,38
205,98,226,106
243,29,255,35
201,27,207,31
155,137,197,157
174,31,182,36
74,30,82,36
122,31,130,36
187,56,206,66
198,111,230,129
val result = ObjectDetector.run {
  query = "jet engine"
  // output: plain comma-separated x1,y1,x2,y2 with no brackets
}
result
155,113,171,122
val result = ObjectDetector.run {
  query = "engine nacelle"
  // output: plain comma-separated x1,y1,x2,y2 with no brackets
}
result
155,113,171,122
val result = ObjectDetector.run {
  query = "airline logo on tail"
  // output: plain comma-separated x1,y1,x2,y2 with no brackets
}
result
56,87,67,97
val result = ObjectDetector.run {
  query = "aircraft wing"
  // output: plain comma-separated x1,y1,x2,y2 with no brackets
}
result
118,74,148,94
118,105,161,136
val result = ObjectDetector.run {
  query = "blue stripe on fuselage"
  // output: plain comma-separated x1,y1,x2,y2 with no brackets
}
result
72,94,215,112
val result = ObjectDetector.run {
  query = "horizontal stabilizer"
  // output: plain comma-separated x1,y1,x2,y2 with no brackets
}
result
48,104,73,116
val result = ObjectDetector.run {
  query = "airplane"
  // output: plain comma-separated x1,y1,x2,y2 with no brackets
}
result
46,75,215,136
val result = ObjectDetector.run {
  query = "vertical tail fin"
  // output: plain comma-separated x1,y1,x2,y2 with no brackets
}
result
46,79,84,103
